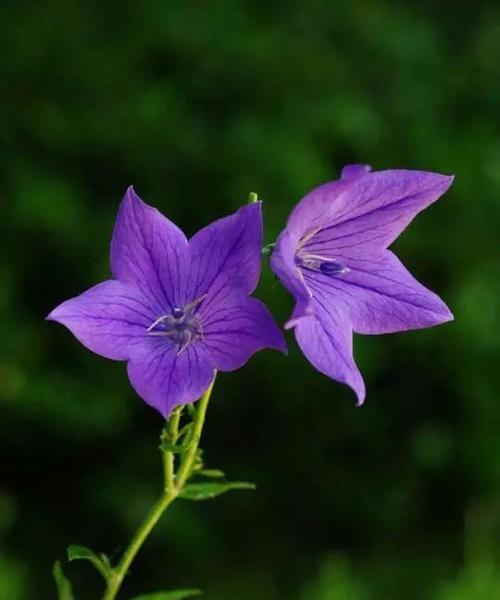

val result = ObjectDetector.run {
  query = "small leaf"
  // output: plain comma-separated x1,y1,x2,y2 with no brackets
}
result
100,553,112,568
160,424,194,453
196,469,225,479
177,422,194,439
67,545,111,581
53,561,75,600
159,439,190,453
131,589,202,600
192,448,204,471
67,545,97,562
180,481,256,501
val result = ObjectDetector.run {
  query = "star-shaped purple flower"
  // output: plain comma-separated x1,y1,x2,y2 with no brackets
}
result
48,187,286,418
271,165,454,405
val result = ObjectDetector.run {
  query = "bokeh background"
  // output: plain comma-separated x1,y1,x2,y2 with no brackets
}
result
1,1,500,598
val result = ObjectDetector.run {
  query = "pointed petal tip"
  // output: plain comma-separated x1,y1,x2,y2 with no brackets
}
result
118,185,142,213
124,184,140,202
284,313,306,330
275,335,288,355
262,322,288,354
284,300,314,330
157,406,170,420
442,306,454,324
354,379,366,407
430,299,454,326
159,396,188,420
284,313,310,330
424,172,454,196
123,185,151,209
272,344,288,357
355,392,366,407
440,173,455,190
46,304,63,323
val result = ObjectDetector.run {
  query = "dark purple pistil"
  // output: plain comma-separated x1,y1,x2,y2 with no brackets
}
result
172,306,184,319
319,261,345,275
295,251,347,277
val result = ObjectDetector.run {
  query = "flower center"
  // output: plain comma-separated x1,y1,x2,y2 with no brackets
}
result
147,295,207,354
295,252,349,276
171,306,184,319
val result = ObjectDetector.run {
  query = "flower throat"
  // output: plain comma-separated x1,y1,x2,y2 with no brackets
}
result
147,294,206,354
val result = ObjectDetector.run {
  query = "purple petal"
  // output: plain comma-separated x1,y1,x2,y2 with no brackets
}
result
110,187,189,310
199,292,287,371
303,250,453,334
188,202,263,299
285,180,348,241
270,229,312,324
305,170,454,254
293,302,365,405
47,280,154,360
127,339,215,418
283,164,371,240
341,164,372,181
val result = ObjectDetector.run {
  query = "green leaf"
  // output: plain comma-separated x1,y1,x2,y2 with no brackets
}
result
196,469,225,478
131,589,202,600
67,545,111,581
53,561,75,600
180,481,256,501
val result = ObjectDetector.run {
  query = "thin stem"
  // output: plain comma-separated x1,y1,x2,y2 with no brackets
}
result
101,378,216,600
163,406,182,491
163,446,175,493
176,377,215,488
102,493,176,600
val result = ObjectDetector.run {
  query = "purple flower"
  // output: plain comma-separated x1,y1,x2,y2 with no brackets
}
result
271,165,454,405
48,187,286,418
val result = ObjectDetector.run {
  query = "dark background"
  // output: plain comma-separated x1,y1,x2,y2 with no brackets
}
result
1,1,500,598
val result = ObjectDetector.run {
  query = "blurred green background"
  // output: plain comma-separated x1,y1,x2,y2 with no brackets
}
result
1,0,500,598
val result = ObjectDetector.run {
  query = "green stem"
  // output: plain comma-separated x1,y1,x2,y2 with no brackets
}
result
176,377,215,488
102,492,176,600
101,378,216,600
163,406,182,492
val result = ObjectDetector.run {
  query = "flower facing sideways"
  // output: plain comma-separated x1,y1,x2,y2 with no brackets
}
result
271,165,454,404
48,188,286,418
